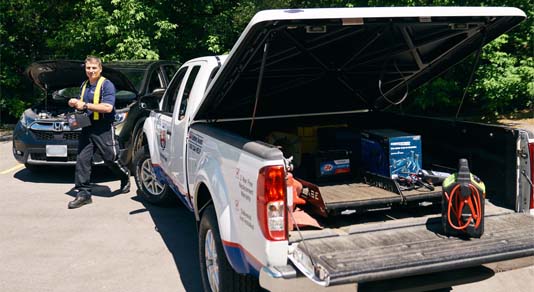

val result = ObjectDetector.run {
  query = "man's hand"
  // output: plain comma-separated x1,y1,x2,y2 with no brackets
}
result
68,98,79,108
68,99,86,111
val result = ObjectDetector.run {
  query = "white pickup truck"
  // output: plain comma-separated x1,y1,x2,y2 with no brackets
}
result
133,7,534,292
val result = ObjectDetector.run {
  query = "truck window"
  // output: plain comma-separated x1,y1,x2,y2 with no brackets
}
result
162,67,188,113
177,65,201,120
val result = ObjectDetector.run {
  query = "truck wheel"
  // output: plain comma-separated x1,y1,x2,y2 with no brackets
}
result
199,205,262,292
133,147,173,205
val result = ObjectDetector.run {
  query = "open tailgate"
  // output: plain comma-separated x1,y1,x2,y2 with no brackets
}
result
289,212,534,286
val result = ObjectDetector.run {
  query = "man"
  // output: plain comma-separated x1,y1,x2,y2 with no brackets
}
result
67,56,130,209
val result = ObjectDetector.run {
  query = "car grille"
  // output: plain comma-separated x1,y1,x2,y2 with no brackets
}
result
31,153,77,162
32,131,55,140
31,130,80,141
63,132,80,140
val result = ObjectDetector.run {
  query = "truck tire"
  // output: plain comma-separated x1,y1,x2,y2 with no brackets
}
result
199,205,263,292
133,147,173,205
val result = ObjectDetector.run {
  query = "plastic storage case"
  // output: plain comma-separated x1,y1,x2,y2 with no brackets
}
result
361,129,422,178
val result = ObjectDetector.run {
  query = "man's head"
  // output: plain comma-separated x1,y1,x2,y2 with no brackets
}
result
84,56,103,83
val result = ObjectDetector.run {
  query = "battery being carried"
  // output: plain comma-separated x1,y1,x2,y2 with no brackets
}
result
314,150,351,181
361,129,422,178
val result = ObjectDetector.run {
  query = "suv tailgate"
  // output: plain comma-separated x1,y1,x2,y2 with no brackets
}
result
289,212,534,286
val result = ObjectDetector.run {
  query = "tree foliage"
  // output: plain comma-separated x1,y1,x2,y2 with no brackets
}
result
1,0,532,123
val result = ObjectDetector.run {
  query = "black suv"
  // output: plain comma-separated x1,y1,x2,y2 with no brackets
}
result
12,60,178,171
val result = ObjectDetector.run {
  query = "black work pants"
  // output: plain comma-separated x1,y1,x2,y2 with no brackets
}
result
74,122,128,196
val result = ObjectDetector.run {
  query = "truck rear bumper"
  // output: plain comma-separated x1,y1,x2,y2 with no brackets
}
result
259,266,357,292
259,265,500,292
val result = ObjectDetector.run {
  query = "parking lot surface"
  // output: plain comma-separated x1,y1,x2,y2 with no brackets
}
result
0,140,202,292
0,140,532,292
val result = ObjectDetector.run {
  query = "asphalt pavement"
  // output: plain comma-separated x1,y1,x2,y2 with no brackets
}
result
0,140,202,292
0,139,533,292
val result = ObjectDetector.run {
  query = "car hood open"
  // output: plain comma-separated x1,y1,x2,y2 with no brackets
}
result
194,6,525,121
25,60,138,94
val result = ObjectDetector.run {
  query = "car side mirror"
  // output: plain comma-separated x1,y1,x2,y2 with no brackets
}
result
138,95,159,110
151,88,166,98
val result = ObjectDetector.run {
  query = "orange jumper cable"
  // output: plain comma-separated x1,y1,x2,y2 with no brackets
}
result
443,183,483,231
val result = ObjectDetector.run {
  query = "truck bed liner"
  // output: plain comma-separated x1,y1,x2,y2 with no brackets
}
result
319,182,442,209
299,179,442,217
290,210,534,285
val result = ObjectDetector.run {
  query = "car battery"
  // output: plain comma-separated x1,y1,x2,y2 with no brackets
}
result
361,129,422,178
314,150,351,181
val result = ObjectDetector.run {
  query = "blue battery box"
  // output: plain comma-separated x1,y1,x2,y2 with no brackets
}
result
361,129,422,178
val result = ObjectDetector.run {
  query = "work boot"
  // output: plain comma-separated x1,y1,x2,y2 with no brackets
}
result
120,178,131,194
119,168,130,194
68,194,92,209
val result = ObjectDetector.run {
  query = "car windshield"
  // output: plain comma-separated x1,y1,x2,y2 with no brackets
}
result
51,65,145,103
55,85,136,102
54,87,79,100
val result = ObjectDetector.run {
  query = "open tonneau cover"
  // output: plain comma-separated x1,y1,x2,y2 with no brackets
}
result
194,7,526,121
289,205,534,286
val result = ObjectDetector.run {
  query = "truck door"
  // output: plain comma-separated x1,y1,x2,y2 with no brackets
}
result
168,62,204,198
156,66,188,174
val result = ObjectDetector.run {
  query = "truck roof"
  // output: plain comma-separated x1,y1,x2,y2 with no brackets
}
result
194,6,525,121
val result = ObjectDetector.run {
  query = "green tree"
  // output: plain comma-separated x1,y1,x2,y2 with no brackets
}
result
0,0,532,123
50,0,177,61
0,0,71,122
381,0,533,119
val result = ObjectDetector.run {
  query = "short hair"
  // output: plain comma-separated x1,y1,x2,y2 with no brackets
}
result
85,56,102,68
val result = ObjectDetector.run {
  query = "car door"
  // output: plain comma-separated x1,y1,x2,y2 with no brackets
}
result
161,64,178,86
148,63,178,95
146,68,164,95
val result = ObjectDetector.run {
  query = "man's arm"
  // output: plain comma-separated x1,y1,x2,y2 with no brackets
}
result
68,99,113,113
67,79,116,113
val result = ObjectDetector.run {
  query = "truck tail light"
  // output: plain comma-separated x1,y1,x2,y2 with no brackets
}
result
257,165,287,241
529,143,534,210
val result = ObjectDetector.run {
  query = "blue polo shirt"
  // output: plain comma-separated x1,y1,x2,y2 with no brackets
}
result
79,78,116,124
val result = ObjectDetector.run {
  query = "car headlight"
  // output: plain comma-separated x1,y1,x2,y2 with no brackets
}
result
114,111,128,125
20,112,35,129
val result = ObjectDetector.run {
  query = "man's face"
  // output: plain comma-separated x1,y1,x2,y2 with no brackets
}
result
85,61,102,81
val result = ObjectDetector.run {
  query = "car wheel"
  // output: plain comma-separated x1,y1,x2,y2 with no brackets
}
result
199,205,262,292
133,147,173,205
131,126,145,162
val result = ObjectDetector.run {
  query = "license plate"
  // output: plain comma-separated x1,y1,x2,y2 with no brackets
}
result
46,145,68,157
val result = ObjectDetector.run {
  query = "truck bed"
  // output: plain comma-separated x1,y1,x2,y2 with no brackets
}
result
319,182,441,209
299,178,442,217
288,202,534,285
